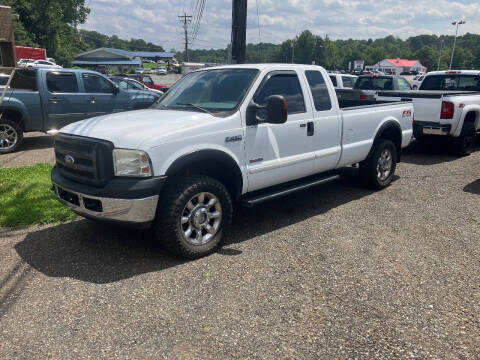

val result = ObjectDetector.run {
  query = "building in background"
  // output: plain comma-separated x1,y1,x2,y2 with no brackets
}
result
73,47,175,71
0,5,16,71
369,58,426,74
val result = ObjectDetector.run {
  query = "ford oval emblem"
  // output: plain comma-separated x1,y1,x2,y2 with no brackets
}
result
65,154,75,165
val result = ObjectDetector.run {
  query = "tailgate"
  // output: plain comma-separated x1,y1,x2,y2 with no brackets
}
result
412,97,442,121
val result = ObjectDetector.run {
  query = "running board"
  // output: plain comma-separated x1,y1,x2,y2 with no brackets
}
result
242,175,340,207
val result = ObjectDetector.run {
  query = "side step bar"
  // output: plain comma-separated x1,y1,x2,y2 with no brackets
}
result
242,175,340,207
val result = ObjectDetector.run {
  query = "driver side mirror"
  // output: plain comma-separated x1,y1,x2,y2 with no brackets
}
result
246,95,288,126
113,85,120,94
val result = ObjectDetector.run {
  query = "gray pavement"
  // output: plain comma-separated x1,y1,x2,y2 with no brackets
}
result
1,141,480,359
0,132,55,168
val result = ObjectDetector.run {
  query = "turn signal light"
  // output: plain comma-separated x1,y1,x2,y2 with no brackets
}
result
440,101,454,119
360,94,368,100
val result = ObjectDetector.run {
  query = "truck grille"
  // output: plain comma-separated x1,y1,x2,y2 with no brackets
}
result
54,134,114,187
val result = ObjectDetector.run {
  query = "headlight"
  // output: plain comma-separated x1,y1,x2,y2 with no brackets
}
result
113,149,152,177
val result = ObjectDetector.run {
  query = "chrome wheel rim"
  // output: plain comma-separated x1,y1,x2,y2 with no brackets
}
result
0,124,18,151
180,192,222,245
377,149,392,181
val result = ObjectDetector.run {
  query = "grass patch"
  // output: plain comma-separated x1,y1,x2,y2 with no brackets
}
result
0,164,76,227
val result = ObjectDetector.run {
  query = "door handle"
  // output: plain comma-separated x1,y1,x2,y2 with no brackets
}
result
307,121,314,136
48,97,62,104
87,97,96,104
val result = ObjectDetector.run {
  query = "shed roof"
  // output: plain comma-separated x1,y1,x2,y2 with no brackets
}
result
75,47,175,60
386,59,419,67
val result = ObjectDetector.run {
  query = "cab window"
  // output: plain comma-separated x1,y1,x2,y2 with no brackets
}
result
305,71,332,111
83,74,114,93
254,72,306,114
397,78,412,91
47,72,78,93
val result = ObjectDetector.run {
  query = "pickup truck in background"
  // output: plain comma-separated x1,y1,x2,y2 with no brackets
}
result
328,73,358,89
126,73,167,91
51,64,413,259
376,70,480,155
0,68,159,153
336,74,412,102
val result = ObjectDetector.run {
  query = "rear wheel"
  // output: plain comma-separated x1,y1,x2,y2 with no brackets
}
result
359,139,397,189
452,121,476,156
154,175,233,259
0,118,23,154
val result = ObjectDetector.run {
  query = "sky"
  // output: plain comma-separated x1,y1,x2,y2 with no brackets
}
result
81,0,480,51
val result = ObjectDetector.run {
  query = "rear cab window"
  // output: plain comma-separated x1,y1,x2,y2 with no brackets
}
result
355,76,394,90
305,71,332,111
329,75,338,87
47,72,79,93
420,74,480,91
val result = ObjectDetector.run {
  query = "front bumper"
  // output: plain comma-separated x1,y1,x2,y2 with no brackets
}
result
51,166,166,224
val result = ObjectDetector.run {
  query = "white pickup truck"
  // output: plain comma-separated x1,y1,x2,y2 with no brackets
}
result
377,70,480,155
51,64,413,258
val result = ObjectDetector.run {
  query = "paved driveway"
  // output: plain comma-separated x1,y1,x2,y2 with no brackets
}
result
0,132,54,168
1,142,480,359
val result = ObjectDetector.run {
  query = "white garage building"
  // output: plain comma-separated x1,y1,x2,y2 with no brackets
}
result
368,58,426,74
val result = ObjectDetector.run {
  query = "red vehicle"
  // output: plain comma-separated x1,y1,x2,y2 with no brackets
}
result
126,74,166,91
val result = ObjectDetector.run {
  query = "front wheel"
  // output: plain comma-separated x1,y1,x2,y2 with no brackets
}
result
359,139,397,189
154,175,233,259
0,118,23,154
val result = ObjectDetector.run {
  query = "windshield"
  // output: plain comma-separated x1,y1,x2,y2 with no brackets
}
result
355,76,394,90
128,80,145,90
420,75,480,91
154,68,259,113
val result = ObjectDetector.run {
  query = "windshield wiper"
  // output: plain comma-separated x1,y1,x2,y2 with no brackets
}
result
174,103,213,115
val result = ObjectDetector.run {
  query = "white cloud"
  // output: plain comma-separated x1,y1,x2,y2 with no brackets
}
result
80,0,480,51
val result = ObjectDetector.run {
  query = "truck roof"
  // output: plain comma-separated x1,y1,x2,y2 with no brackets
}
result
19,67,104,76
191,63,328,72
426,70,480,76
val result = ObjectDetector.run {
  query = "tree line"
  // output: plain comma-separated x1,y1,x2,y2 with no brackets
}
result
4,0,480,71
178,30,480,71
5,0,164,65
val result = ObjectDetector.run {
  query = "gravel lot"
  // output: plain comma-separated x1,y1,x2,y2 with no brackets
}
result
1,141,480,359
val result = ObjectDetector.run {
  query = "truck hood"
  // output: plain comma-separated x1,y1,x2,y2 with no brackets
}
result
60,109,220,149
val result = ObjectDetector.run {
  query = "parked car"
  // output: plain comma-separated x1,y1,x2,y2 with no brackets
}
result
156,67,167,75
17,58,35,66
51,64,413,258
0,68,159,153
328,73,357,89
135,68,145,74
126,73,166,91
411,75,425,90
109,76,164,96
26,60,62,69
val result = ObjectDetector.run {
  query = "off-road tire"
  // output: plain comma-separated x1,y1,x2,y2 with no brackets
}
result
0,118,23,154
154,175,233,259
359,139,397,190
452,121,476,156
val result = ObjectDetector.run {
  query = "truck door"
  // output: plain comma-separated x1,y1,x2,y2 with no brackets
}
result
304,70,342,172
244,70,318,192
81,73,116,118
44,71,89,131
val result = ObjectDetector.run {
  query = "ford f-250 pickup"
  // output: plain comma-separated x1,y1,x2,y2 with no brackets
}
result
376,70,480,155
0,68,159,153
51,64,413,258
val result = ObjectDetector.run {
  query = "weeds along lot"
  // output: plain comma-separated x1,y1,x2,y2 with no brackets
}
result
0,141,480,359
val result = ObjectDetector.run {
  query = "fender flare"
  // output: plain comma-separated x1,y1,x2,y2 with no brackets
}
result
165,149,244,199
454,107,480,137
367,120,402,162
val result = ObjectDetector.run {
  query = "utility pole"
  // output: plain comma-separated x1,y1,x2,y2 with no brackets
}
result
231,0,247,64
437,39,444,71
291,41,294,63
178,13,192,62
449,20,466,70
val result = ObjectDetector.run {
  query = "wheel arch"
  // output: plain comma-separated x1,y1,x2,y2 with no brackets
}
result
164,149,244,200
369,120,402,162
0,107,25,131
